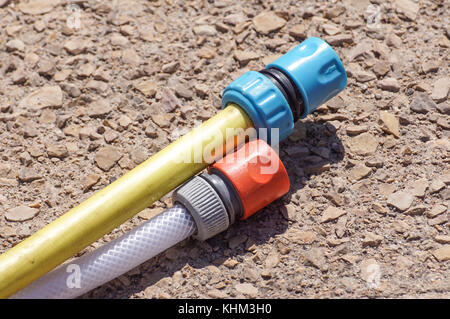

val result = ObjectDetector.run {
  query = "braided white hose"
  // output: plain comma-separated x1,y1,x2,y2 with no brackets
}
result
12,204,196,299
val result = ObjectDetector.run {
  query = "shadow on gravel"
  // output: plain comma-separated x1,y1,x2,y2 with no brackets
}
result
83,120,345,299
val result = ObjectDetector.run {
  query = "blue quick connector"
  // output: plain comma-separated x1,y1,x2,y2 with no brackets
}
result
222,37,347,143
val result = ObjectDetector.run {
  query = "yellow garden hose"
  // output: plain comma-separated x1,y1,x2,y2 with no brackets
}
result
0,104,254,298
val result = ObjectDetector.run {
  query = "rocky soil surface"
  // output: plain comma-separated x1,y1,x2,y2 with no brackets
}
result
0,0,449,298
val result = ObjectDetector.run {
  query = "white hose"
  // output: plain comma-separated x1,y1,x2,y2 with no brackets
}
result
12,204,196,299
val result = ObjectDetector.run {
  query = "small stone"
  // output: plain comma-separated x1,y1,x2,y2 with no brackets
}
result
422,61,440,74
86,80,108,93
228,234,248,249
408,178,428,197
304,248,328,272
325,34,353,46
428,214,448,226
253,11,286,34
372,61,390,76
207,289,227,298
162,61,179,74
18,0,59,15
347,133,379,156
64,38,88,55
194,83,209,97
387,191,414,211
88,99,112,118
95,146,122,171
395,0,419,21
5,206,39,222
378,77,400,92
348,163,371,181
110,33,129,46
435,235,450,244
122,48,141,66
193,25,217,36
234,50,260,64
130,148,147,165
386,33,402,48
19,86,63,110
321,206,346,223
427,204,447,218
6,39,25,52
82,174,100,191
135,81,157,97
405,205,426,216
431,77,450,103
379,111,400,138
223,259,239,269
118,115,132,128
161,88,181,112
37,59,55,77
46,144,68,158
265,252,279,269
346,125,368,135
432,246,450,262
289,230,317,245
430,179,445,193
372,202,388,215
410,92,437,114
18,167,42,182
235,283,258,297
289,24,306,38
77,63,95,77
197,47,215,59
362,233,383,247
54,69,71,82
138,207,164,220
354,70,376,83
173,83,193,100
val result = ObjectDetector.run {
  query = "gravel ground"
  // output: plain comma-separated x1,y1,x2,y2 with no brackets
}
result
0,0,449,299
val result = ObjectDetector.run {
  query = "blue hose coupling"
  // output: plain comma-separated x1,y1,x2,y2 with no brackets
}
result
222,37,347,143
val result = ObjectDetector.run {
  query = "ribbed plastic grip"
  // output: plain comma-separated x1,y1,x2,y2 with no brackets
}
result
173,176,229,241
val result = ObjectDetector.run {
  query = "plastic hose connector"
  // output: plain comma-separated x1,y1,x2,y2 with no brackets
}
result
267,37,347,117
173,176,229,241
211,139,290,220
222,71,294,143
222,37,347,142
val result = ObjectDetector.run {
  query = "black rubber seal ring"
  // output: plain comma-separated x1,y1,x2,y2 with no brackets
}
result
259,67,304,122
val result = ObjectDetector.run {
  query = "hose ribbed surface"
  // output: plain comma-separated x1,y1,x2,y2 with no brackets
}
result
12,205,195,299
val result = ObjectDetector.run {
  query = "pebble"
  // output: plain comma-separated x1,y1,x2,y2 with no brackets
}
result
410,92,436,113
252,11,286,34
6,39,25,52
372,61,391,77
138,207,164,220
234,50,260,64
348,163,372,181
46,144,68,159
193,25,217,36
378,78,400,92
207,289,227,298
320,206,346,223
346,125,368,135
6,206,39,222
304,248,328,272
427,204,447,218
387,191,414,211
88,99,112,118
94,146,122,171
289,229,317,245
135,81,157,97
83,174,100,191
234,283,258,297
223,259,239,269
362,233,383,247
431,77,449,103
162,61,179,74
395,0,419,21
122,48,141,66
405,205,426,216
435,235,450,244
63,38,89,55
432,246,450,262
430,179,445,193
347,133,379,156
19,86,63,110
436,102,450,115
379,111,400,138
289,24,306,38
18,0,59,15
18,167,42,182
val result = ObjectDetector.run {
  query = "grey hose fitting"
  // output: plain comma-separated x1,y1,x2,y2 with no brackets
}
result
173,176,229,241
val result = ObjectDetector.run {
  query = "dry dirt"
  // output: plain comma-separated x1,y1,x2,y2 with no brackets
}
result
0,0,449,299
